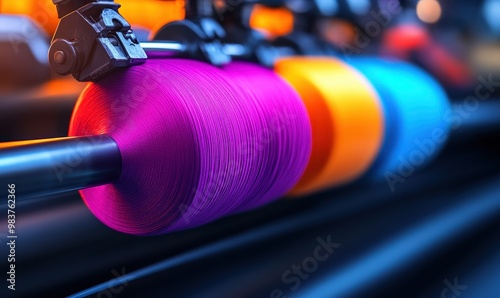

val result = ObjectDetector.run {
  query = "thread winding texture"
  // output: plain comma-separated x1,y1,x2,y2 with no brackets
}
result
69,59,311,235
275,57,385,196
350,58,451,178
222,62,312,210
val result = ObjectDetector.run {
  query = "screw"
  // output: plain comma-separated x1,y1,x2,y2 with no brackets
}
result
54,50,66,65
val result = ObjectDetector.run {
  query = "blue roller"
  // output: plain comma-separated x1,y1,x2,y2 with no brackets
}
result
350,58,451,180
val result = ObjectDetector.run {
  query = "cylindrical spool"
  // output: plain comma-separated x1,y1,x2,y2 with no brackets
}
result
69,59,312,235
350,58,451,179
274,57,385,196
222,62,312,211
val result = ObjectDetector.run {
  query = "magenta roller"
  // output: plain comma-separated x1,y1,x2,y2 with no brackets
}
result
0,59,312,235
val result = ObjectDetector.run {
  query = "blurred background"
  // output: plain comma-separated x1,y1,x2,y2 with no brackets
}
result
1,0,500,297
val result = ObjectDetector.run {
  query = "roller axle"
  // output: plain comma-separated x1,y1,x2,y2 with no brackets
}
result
0,136,121,199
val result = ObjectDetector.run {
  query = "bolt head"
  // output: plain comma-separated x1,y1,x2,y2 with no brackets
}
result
54,51,66,65
49,39,79,75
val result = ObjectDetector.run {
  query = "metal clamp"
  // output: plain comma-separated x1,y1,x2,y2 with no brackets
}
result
49,0,147,82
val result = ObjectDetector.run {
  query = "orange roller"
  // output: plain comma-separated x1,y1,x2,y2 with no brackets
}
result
274,57,384,196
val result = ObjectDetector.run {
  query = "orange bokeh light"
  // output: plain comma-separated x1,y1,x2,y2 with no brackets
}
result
0,0,185,35
249,4,294,37
416,0,442,24
0,0,59,34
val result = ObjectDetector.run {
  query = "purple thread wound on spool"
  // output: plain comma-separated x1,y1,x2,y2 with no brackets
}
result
69,59,311,236
222,62,312,211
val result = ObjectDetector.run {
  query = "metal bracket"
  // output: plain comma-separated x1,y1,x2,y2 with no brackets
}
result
49,0,147,82
153,17,231,66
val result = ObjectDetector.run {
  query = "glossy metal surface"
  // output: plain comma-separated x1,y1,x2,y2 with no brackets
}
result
0,135,121,199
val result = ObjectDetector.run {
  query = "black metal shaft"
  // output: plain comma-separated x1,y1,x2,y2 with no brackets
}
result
0,135,121,199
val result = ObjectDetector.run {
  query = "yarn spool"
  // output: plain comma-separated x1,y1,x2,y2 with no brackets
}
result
69,59,312,235
274,57,385,196
350,58,451,179
222,62,312,211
